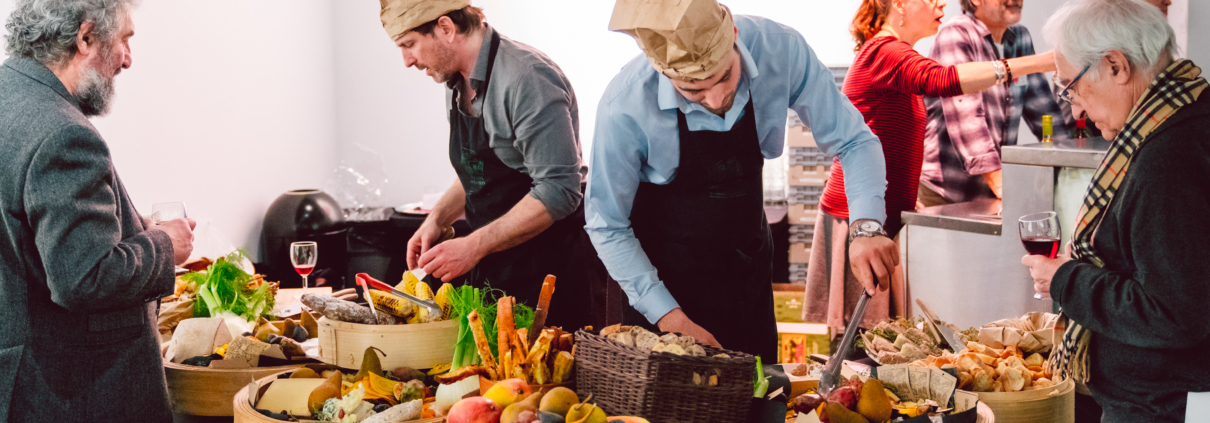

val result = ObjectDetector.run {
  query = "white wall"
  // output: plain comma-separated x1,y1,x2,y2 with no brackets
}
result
0,0,340,259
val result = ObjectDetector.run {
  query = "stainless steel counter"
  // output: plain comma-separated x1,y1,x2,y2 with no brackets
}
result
901,138,1110,328
1002,137,1110,169
901,198,1002,236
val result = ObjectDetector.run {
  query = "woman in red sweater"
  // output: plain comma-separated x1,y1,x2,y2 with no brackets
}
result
804,0,1056,336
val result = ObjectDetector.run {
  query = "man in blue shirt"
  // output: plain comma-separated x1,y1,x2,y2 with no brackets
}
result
589,0,898,360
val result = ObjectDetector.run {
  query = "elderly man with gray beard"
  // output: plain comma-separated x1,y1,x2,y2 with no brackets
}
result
0,0,195,421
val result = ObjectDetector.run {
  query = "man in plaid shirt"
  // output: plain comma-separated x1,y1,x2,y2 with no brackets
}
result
919,0,1070,206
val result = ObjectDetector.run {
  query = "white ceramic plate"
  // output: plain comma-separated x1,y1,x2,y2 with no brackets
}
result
396,202,427,215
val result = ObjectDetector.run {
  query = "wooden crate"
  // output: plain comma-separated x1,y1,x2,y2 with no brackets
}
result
787,204,819,225
233,369,444,423
786,125,816,147
787,165,829,186
164,360,303,416
789,242,811,264
317,317,458,371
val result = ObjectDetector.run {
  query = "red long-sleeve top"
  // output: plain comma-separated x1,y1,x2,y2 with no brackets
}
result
820,36,964,236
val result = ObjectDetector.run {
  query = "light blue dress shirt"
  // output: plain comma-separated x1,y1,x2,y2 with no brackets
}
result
585,15,888,325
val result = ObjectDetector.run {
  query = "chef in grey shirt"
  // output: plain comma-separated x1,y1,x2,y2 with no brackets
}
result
383,0,599,329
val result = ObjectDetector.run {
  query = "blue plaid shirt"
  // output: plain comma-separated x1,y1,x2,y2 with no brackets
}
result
921,14,1071,203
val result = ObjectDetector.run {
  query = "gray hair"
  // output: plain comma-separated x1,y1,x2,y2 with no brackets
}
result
1043,0,1176,82
5,0,137,67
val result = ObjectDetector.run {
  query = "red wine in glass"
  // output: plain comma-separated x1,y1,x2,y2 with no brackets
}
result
290,241,318,297
1022,236,1061,258
1019,212,1061,300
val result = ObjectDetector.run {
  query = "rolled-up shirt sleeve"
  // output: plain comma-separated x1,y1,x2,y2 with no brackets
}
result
584,106,679,325
786,32,887,224
508,63,584,221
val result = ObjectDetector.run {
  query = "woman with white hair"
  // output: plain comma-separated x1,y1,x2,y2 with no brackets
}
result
1023,0,1210,420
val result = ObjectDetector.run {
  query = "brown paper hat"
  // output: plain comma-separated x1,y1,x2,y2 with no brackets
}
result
380,0,471,41
609,0,737,81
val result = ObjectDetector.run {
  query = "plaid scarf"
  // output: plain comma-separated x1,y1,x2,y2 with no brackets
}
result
1049,59,1208,383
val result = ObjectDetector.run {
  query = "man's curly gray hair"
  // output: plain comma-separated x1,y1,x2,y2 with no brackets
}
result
5,0,137,67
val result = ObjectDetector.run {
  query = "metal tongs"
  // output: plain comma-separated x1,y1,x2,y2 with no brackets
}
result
356,273,443,316
817,285,876,397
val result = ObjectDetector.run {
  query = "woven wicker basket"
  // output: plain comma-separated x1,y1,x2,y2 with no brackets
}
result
573,330,756,423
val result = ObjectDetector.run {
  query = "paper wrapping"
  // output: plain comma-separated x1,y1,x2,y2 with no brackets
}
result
977,312,1061,354
157,298,194,344
609,0,737,81
380,0,471,41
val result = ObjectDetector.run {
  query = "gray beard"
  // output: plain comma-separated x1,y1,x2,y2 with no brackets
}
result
77,65,115,117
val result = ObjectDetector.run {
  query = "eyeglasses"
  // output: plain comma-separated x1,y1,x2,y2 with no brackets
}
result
1053,65,1090,104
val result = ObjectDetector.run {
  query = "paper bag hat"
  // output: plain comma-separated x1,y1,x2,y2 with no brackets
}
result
609,0,737,80
381,0,471,41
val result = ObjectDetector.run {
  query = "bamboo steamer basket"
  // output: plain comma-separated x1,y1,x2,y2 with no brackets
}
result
965,377,1075,423
165,360,303,416
233,369,444,423
317,317,458,371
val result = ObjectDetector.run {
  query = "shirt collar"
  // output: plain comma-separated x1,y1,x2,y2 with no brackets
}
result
963,13,1019,50
445,24,497,92
3,57,78,110
657,38,760,112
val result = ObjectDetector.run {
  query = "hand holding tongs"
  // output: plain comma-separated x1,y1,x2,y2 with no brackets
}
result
817,281,878,396
355,273,443,316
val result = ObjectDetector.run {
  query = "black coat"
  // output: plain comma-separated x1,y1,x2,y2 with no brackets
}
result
0,57,176,422
1051,89,1210,422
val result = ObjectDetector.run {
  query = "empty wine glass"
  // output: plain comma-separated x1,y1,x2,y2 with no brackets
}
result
150,202,187,223
290,241,318,297
1019,212,1061,300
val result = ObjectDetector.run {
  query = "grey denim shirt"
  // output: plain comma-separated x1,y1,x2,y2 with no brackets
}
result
445,25,586,220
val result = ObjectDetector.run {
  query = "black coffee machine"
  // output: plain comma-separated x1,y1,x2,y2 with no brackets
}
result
260,189,350,290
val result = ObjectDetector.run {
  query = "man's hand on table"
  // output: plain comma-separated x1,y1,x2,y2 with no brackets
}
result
657,308,721,348
151,218,196,265
983,170,1004,199
849,235,897,295
419,235,486,283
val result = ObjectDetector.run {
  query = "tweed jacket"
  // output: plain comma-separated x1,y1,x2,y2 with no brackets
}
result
0,57,176,422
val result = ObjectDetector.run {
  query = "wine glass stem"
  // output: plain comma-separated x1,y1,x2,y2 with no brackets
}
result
301,274,309,292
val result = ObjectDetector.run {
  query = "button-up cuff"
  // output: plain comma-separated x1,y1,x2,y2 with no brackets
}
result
964,152,1003,175
846,196,887,225
633,283,680,325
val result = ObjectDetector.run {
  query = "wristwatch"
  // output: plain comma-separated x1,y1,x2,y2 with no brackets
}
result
849,219,888,241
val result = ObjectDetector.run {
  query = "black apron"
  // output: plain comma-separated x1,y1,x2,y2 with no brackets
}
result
448,32,593,331
624,99,779,361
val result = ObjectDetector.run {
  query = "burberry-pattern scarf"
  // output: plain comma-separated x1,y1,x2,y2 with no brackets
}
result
1049,59,1207,383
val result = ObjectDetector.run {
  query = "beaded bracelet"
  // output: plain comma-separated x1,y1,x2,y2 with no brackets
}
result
1002,59,1013,86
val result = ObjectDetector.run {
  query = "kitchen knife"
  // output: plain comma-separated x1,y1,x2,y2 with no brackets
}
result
916,298,966,351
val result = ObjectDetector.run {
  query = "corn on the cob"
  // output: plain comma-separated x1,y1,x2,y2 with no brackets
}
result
396,270,421,296
434,283,454,319
552,351,574,383
368,289,417,319
407,282,439,324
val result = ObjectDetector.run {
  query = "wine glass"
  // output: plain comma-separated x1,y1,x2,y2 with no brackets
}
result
1019,212,1061,300
150,202,187,223
290,241,318,297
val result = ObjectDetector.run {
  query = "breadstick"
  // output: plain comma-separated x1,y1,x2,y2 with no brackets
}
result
468,310,498,373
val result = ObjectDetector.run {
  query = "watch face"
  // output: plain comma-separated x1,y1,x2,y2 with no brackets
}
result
861,221,880,232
